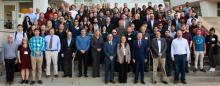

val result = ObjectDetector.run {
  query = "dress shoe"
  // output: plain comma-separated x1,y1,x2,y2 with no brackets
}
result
200,69,206,72
54,75,59,78
25,80,29,84
174,80,179,84
105,81,108,84
141,81,145,84
20,80,25,84
78,74,82,77
46,75,50,78
30,81,35,85
110,80,116,84
162,81,168,84
181,80,187,84
134,80,138,84
38,80,43,84
84,75,88,77
153,81,157,84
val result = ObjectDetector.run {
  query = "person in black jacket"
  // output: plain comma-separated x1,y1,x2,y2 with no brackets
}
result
61,31,76,77
164,30,173,76
206,28,218,72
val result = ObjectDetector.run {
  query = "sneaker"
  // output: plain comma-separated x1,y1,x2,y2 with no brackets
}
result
200,69,206,72
213,68,216,72
209,68,213,72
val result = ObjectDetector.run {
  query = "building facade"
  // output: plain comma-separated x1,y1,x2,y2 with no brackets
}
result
171,0,220,17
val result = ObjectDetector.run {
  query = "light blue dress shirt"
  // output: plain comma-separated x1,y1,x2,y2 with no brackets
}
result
44,35,61,52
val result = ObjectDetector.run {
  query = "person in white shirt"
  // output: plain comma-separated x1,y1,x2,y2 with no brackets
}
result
13,24,27,45
69,4,78,20
171,30,190,84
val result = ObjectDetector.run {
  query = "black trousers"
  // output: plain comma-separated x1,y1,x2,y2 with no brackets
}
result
119,59,128,83
5,58,16,82
63,51,73,76
208,47,217,68
92,51,101,77
58,52,64,71
165,53,173,76
78,52,88,75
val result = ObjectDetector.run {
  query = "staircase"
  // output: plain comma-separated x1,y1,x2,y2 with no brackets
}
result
199,17,220,41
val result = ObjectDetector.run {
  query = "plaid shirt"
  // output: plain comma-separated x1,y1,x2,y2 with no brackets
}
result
29,36,45,57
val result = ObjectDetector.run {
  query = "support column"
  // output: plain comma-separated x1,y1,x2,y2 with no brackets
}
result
33,0,48,13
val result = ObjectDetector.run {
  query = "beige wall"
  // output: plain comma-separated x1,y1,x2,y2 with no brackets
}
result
33,0,48,13
200,0,218,17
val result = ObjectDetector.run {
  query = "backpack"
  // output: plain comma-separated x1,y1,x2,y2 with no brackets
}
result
14,31,25,40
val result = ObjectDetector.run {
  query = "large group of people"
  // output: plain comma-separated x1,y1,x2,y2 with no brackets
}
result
1,1,219,85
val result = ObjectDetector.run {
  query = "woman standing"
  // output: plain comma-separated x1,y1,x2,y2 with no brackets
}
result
17,38,32,84
91,30,104,78
206,28,218,72
22,16,32,33
117,36,131,83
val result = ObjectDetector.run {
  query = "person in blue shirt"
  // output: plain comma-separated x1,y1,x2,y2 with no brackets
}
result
193,29,206,72
28,29,45,85
76,29,91,77
44,29,61,78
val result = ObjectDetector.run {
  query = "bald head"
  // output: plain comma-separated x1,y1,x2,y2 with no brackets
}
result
7,34,13,43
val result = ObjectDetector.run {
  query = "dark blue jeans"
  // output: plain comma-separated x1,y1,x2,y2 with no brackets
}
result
104,59,115,81
174,54,187,81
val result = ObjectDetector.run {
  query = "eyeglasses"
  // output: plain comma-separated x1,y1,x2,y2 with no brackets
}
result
112,32,117,33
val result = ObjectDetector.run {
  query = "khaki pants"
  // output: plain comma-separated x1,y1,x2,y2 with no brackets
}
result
153,56,167,82
45,51,58,75
31,57,43,81
194,51,204,69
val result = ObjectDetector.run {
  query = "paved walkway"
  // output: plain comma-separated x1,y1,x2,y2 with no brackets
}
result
0,71,220,86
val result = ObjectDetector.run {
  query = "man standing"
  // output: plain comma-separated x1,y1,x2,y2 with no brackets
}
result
29,29,45,85
104,34,117,84
132,33,148,84
164,30,173,76
61,32,76,77
2,35,17,85
151,31,168,84
171,31,190,84
26,8,37,23
14,24,27,45
44,29,61,78
193,29,206,72
76,29,90,77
